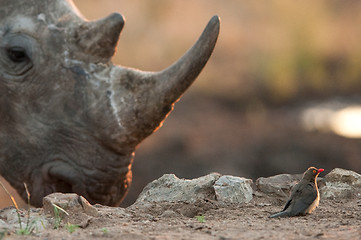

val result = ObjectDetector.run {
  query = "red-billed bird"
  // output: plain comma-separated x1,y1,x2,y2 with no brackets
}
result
270,167,324,218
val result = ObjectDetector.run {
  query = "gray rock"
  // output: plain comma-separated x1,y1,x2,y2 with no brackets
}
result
43,193,98,217
134,168,361,206
0,207,50,232
324,168,361,187
255,174,302,198
320,168,361,199
0,219,9,230
214,175,253,203
135,173,221,203
43,193,99,227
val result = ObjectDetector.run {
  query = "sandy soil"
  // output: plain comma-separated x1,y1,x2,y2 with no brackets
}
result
1,195,360,240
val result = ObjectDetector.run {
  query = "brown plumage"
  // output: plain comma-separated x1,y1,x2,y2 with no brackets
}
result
269,167,324,218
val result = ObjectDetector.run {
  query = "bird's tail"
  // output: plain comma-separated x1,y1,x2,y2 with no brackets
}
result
269,211,289,218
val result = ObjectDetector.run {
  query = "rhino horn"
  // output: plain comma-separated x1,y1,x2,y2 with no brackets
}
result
109,16,220,147
76,13,125,61
156,16,220,104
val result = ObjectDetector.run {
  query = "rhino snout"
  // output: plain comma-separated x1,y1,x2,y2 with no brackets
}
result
31,160,85,206
32,157,130,207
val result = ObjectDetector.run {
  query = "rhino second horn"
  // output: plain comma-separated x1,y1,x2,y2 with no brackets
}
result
76,13,125,61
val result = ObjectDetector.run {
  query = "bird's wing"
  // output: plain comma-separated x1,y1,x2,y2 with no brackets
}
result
289,182,317,215
281,198,292,212
281,181,303,212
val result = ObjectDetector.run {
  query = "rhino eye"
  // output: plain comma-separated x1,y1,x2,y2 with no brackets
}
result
6,47,28,63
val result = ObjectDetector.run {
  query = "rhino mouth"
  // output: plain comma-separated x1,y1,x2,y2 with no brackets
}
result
29,159,127,207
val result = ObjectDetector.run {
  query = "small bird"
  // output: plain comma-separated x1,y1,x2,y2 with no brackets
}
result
269,167,324,218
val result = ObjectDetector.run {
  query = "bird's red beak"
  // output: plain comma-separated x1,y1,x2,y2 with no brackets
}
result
318,168,324,173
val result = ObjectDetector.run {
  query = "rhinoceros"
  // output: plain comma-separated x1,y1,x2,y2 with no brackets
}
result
0,0,219,207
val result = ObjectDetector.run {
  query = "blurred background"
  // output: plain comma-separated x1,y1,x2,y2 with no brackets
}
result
1,0,361,207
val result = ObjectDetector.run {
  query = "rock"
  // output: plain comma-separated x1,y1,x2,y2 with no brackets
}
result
0,207,50,232
320,168,361,199
135,173,221,203
0,219,9,230
255,174,302,198
0,208,19,226
134,168,361,207
324,168,361,187
43,193,98,227
214,175,253,203
43,193,98,217
135,173,253,205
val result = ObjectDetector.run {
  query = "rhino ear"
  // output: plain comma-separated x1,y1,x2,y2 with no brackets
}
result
75,13,124,61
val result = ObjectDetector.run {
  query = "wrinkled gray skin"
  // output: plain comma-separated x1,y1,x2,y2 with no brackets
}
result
0,0,219,207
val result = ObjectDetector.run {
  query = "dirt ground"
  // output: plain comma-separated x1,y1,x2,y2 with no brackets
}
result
1,194,360,240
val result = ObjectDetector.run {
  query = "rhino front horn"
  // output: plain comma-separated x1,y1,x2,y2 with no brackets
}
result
156,15,220,102
76,13,125,61
109,16,220,147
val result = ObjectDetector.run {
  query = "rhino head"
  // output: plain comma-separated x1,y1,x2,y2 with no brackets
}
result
0,0,219,207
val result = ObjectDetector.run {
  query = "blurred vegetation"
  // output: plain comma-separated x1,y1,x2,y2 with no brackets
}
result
74,0,361,107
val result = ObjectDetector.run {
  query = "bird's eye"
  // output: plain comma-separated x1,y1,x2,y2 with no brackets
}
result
6,47,28,63
313,170,316,173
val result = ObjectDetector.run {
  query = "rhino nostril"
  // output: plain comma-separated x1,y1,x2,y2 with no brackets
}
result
48,167,76,193
42,161,84,195
51,177,73,193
